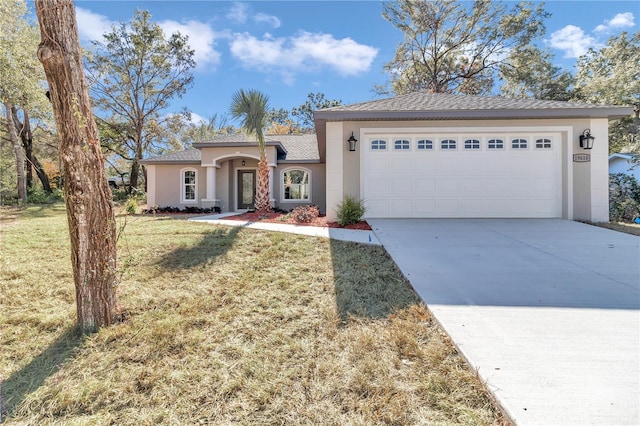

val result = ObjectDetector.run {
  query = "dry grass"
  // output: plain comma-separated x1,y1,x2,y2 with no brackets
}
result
592,221,640,236
1,204,507,425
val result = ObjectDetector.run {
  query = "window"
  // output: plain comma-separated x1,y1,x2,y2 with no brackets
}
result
441,139,457,150
487,139,504,149
394,139,410,150
282,168,310,202
371,139,387,150
512,138,528,149
535,138,552,149
464,139,480,150
181,169,197,203
417,139,433,150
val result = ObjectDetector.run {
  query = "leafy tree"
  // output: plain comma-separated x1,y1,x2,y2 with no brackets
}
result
180,113,234,145
230,89,271,212
574,31,640,153
35,0,118,332
0,0,50,203
379,0,549,95
85,9,195,190
500,46,574,101
292,93,342,130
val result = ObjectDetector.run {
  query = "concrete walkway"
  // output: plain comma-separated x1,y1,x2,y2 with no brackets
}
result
368,219,640,426
189,213,381,245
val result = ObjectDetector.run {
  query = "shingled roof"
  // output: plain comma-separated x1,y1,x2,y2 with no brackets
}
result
314,92,633,121
141,134,319,164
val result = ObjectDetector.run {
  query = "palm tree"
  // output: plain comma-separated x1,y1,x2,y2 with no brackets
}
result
230,89,271,212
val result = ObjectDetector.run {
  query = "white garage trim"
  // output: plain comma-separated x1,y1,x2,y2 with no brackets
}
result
360,126,572,219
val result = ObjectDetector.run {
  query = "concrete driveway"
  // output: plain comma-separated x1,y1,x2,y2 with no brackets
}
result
368,219,640,426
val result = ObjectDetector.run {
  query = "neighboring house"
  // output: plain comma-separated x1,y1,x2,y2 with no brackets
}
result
143,92,632,222
609,153,640,181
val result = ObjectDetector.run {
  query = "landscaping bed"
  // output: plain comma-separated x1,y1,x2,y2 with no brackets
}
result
224,210,372,230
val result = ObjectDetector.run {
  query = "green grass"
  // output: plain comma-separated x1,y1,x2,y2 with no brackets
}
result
1,205,507,425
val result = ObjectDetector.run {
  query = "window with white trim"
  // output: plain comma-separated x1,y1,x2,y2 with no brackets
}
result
282,168,310,202
464,139,480,150
511,138,528,149
441,139,457,150
394,139,410,150
181,169,197,203
535,138,552,149
487,139,504,149
417,139,433,150
371,139,387,150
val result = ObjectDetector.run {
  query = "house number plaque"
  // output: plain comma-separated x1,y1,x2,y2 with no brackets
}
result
573,153,591,162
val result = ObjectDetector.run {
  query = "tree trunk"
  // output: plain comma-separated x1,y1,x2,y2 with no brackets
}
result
12,107,52,193
4,102,27,205
255,153,270,212
35,0,118,333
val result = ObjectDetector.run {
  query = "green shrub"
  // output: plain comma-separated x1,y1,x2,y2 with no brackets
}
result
124,196,138,215
335,195,366,227
27,187,63,204
609,173,640,222
290,205,320,223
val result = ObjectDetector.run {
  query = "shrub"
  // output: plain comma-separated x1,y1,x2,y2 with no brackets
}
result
124,196,138,215
609,173,640,222
335,195,366,227
290,205,320,223
27,187,63,204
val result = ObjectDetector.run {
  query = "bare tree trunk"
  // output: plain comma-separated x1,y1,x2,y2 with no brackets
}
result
35,0,118,333
12,107,53,193
255,153,270,212
4,102,27,205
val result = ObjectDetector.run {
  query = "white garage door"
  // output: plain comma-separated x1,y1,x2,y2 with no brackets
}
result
362,132,562,218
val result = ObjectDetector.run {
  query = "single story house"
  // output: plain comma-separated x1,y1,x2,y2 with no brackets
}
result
609,153,639,181
142,92,632,222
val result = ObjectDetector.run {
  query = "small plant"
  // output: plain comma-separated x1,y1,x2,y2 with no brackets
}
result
609,173,640,222
290,205,320,223
336,195,366,227
124,196,138,215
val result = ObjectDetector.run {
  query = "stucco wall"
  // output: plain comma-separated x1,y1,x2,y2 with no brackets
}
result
151,163,206,208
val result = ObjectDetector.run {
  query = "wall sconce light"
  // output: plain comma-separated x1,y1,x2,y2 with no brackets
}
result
579,129,595,150
241,160,246,166
347,131,358,152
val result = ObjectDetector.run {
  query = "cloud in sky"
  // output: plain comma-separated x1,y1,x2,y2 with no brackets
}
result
594,12,635,32
229,31,379,80
548,25,597,58
254,13,281,28
75,7,115,42
158,20,221,69
226,2,248,24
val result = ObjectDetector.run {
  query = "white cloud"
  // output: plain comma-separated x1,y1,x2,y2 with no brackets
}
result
547,25,596,58
75,7,115,43
254,13,281,28
159,20,221,69
189,112,207,125
229,31,378,81
595,12,635,32
227,2,248,24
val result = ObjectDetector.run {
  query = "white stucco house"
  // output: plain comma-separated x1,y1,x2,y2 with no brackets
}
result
609,153,640,181
141,92,632,223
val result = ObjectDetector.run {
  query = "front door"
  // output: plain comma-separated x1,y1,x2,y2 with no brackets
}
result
237,170,256,210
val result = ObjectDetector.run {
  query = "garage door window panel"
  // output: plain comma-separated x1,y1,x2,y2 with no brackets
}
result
441,139,457,150
512,138,528,149
488,139,504,149
535,138,552,149
371,139,387,151
464,139,481,150
417,139,434,150
394,139,411,150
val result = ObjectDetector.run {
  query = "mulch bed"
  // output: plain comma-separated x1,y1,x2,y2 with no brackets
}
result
224,211,372,230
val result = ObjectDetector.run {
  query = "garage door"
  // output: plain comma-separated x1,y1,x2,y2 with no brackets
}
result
362,132,562,218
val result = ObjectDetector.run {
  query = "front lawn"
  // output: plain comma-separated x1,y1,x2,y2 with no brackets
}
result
1,205,506,425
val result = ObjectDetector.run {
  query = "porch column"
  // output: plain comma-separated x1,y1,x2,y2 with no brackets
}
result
202,166,217,209
269,166,276,207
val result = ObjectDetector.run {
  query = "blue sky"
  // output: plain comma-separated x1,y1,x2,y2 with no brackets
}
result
69,0,639,125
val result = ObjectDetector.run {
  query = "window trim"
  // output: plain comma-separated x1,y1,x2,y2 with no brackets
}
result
280,166,312,203
180,167,198,204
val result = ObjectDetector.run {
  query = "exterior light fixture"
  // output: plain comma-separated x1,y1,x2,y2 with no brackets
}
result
241,160,246,166
347,131,358,152
579,129,595,150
